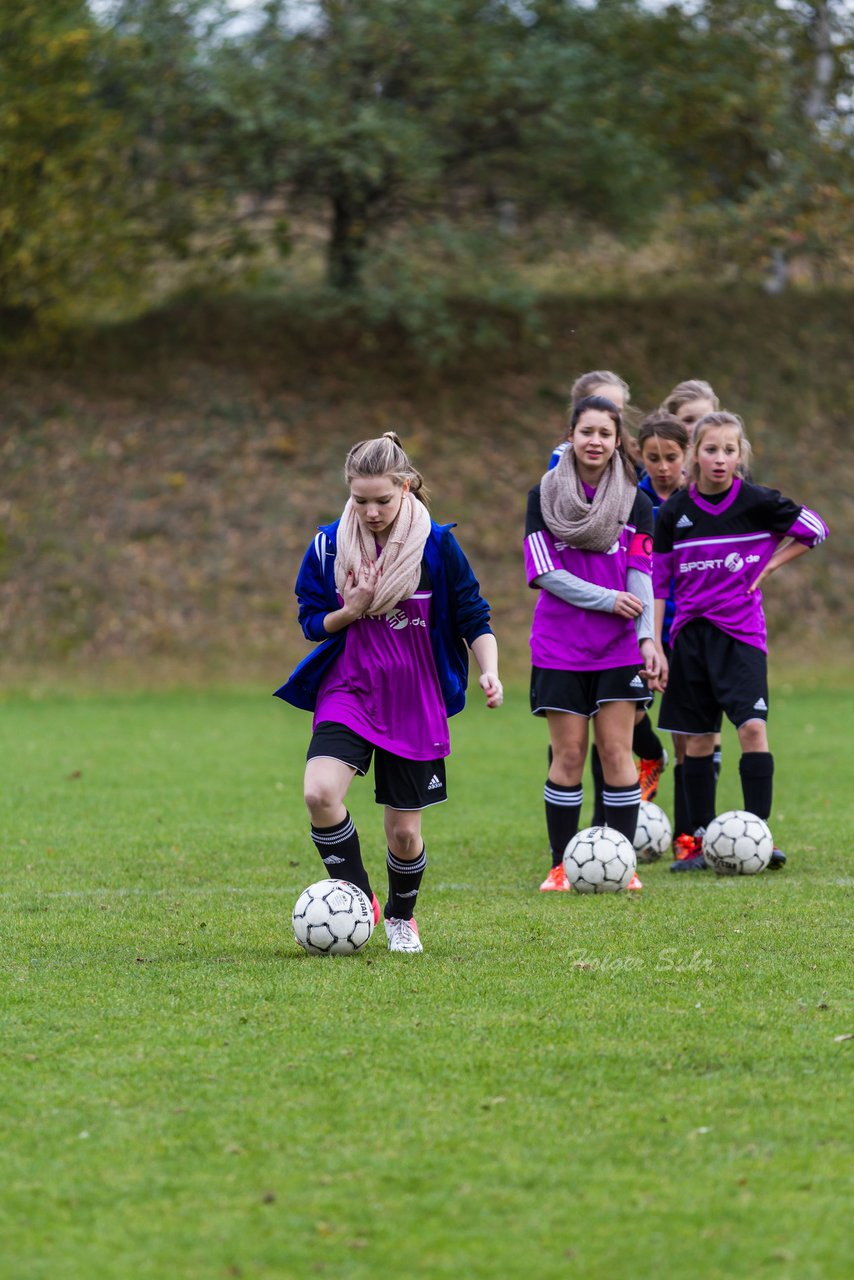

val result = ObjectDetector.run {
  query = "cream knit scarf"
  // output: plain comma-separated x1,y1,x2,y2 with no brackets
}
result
334,492,432,616
539,445,637,552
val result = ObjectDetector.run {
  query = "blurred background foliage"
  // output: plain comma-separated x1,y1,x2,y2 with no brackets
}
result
0,1,851,680
1,1,852,343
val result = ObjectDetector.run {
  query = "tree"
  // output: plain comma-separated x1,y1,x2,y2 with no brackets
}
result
211,0,670,290
0,3,127,328
660,1,854,285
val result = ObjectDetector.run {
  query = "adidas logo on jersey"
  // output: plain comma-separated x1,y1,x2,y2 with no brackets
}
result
676,514,693,529
753,697,768,711
427,774,443,790
630,675,645,688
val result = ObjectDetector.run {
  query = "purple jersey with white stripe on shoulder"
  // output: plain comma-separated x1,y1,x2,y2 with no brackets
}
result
653,478,828,653
525,483,654,671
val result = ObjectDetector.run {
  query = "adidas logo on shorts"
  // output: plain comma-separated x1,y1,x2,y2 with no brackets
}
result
753,697,768,711
427,774,443,791
630,675,645,688
676,514,693,529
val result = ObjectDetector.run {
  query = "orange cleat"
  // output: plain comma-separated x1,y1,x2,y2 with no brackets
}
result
638,751,668,802
371,893,381,926
627,871,643,891
539,864,571,892
669,833,707,872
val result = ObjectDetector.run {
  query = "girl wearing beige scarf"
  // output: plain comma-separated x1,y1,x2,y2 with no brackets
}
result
295,433,502,954
528,396,660,893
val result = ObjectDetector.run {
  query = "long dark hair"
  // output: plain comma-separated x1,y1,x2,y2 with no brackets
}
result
570,395,636,482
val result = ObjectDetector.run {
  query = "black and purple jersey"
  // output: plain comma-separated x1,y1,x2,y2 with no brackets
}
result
653,479,828,653
525,484,654,671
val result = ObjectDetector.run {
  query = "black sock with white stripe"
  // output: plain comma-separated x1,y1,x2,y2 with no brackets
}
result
385,845,426,921
545,780,583,867
713,746,722,782
602,783,641,843
739,752,774,821
310,811,372,900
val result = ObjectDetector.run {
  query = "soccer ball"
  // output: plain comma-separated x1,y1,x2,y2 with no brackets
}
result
633,801,673,863
292,879,375,955
702,811,773,876
563,825,637,894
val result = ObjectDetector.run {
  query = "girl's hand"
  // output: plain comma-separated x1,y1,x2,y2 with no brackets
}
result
749,541,811,592
639,639,660,684
612,591,643,619
748,562,777,593
479,672,503,708
652,647,669,693
340,562,378,619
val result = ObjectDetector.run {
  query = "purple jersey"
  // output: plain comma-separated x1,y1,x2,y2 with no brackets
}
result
525,484,654,671
653,479,828,653
314,573,450,761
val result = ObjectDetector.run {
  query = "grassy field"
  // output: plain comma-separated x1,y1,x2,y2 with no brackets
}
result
2,680,853,1279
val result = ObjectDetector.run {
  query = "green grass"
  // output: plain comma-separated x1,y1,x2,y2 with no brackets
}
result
1,682,852,1280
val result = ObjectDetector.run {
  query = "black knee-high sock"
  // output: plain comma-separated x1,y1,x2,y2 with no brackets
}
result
739,752,774,821
602,782,641,843
310,811,372,900
385,844,427,922
590,747,605,826
633,713,664,761
683,756,716,834
545,781,583,867
673,762,691,838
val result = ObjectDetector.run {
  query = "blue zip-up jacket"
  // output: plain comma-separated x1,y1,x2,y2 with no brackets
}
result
274,518,493,716
639,474,676,645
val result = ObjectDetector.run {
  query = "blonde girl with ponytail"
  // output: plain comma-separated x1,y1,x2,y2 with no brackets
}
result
276,433,502,953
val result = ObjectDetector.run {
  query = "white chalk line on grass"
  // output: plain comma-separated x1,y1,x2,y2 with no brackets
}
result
0,882,483,901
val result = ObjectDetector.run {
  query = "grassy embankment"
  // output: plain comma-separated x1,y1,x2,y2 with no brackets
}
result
0,287,851,686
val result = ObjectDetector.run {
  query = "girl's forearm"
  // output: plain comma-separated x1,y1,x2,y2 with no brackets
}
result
470,632,499,676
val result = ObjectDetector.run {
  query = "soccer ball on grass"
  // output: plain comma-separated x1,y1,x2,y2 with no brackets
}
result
563,825,637,894
633,801,673,863
702,810,773,876
292,878,375,954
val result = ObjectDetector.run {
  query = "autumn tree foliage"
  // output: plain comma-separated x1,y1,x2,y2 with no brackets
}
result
1,1,851,322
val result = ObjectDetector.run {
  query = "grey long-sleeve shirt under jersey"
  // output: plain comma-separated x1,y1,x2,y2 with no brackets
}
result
533,568,655,644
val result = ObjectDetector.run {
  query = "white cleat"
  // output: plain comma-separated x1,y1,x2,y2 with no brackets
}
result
384,916,423,953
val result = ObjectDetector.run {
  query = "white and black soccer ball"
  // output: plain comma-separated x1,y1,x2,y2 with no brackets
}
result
563,825,637,894
633,801,673,863
702,811,773,876
292,879,375,955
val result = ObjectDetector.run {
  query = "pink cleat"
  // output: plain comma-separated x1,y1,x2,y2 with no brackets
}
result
539,864,571,892
627,872,643,891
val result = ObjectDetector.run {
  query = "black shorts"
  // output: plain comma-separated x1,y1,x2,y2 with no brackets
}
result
307,722,447,811
661,642,721,734
530,665,652,719
659,620,769,735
